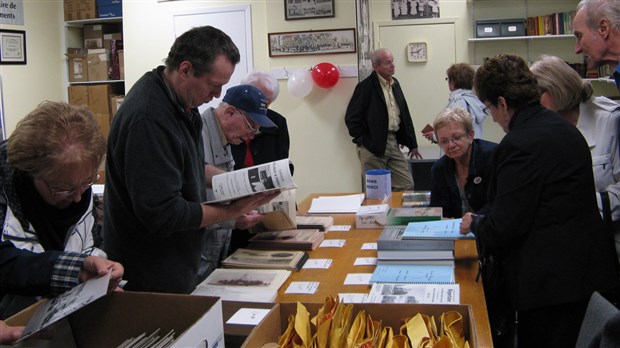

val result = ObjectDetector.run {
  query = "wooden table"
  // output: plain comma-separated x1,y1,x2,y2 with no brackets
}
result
274,192,493,347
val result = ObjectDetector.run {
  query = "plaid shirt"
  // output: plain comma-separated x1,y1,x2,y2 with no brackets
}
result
50,251,85,295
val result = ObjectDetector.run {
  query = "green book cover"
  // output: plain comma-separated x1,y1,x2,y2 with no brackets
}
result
386,207,442,225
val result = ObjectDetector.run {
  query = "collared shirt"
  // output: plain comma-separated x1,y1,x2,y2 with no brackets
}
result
50,251,85,295
613,64,620,92
377,74,401,132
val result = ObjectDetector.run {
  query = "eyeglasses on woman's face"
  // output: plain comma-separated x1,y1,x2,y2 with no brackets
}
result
437,133,468,147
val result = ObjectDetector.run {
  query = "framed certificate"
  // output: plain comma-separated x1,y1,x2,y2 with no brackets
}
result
0,29,26,65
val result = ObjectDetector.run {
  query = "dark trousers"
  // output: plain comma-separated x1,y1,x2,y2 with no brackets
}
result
517,299,589,348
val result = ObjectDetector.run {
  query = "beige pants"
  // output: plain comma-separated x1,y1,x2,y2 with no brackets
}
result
357,134,414,191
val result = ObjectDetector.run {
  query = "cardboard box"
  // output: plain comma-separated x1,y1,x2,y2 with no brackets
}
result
63,0,79,21
110,95,124,117
103,32,122,51
476,20,501,38
84,24,106,49
7,292,224,348
87,48,110,81
355,204,389,229
88,84,111,113
79,0,97,19
66,48,88,82
242,302,477,347
94,113,110,138
68,85,89,107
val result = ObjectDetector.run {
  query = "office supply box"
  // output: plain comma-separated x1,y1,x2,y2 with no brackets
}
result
6,291,224,348
500,19,526,36
476,20,500,38
241,302,477,347
97,0,122,18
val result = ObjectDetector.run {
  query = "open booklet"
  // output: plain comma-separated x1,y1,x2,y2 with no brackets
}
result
207,158,297,204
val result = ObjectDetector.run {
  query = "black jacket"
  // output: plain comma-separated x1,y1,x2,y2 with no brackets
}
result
430,139,497,218
345,71,418,156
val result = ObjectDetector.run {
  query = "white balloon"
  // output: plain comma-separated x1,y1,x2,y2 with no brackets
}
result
287,70,313,98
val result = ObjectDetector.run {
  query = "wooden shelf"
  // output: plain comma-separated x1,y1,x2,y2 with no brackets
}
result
69,80,124,85
65,17,122,27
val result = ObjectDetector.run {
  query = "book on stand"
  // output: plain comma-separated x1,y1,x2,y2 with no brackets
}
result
248,229,324,251
222,248,309,271
192,268,291,303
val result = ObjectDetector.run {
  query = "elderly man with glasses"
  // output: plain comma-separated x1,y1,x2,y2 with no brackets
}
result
198,84,277,281
0,101,107,319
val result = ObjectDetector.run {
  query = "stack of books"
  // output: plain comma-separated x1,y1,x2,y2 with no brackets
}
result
401,191,431,207
222,248,309,271
295,215,334,231
248,229,324,251
376,225,455,266
192,268,291,303
385,207,442,224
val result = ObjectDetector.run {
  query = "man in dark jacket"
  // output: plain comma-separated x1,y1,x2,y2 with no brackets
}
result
345,48,422,191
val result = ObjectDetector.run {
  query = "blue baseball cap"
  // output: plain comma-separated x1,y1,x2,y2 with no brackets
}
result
223,85,277,129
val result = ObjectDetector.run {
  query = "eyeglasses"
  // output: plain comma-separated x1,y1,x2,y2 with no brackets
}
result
482,102,492,114
44,173,100,198
236,110,261,136
438,133,468,147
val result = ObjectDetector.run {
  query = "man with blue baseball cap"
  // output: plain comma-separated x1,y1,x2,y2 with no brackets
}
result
197,84,277,281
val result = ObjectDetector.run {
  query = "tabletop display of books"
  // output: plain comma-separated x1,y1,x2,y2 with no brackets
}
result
222,248,309,271
248,229,324,251
296,215,334,231
386,207,443,225
192,268,291,303
401,219,474,240
376,226,455,266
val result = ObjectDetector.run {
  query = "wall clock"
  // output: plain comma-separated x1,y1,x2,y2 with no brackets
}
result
407,42,427,62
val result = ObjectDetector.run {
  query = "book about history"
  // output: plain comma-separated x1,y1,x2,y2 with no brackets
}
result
192,268,291,303
222,248,309,271
252,189,297,232
365,283,460,304
207,158,297,203
295,215,334,231
377,249,454,262
369,264,455,284
386,207,442,224
248,229,324,250
401,219,475,240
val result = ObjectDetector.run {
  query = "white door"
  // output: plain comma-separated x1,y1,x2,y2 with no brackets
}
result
376,20,456,158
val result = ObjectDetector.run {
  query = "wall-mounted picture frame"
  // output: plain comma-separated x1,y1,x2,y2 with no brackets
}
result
268,28,356,57
0,29,26,65
285,0,335,20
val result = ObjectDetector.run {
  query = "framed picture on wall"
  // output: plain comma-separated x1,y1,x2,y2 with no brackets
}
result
285,0,335,20
268,28,355,57
0,29,26,65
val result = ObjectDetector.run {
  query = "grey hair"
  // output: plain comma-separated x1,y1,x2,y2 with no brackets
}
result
433,107,474,134
530,55,593,113
372,48,392,65
578,0,620,32
241,71,280,102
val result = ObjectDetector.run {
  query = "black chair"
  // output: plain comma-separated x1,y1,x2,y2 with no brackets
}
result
408,159,436,191
575,291,620,348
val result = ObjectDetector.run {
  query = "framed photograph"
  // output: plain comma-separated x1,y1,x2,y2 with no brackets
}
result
285,0,334,20
0,29,26,65
268,28,356,57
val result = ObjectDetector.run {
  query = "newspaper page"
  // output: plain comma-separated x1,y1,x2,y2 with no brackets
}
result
208,158,297,203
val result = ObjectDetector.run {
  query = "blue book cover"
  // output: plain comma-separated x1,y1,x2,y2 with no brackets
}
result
369,264,455,284
401,219,474,239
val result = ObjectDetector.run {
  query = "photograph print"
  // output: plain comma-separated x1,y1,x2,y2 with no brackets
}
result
392,0,440,20
285,0,335,20
268,28,356,57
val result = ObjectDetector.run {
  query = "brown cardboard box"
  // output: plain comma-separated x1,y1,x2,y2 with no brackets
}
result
94,113,110,138
66,50,88,82
83,24,105,49
87,48,109,81
241,302,477,347
110,95,124,118
79,0,97,20
6,292,225,347
68,85,89,107
63,0,79,21
103,32,122,51
88,84,111,114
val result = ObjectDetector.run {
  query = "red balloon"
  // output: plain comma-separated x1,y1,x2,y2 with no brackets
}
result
311,62,340,88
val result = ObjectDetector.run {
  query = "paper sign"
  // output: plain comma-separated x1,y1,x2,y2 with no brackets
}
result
329,225,351,232
344,273,373,285
354,257,377,266
285,281,320,294
226,308,271,325
320,239,346,248
338,293,368,304
361,243,377,250
303,259,333,269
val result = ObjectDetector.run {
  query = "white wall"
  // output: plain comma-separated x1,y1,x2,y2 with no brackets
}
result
0,2,65,137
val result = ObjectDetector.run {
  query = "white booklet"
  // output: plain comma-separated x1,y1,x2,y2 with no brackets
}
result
307,193,365,214
17,271,111,343
365,283,460,304
207,159,297,203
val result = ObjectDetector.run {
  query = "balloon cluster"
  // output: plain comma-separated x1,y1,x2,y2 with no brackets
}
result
287,62,340,98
